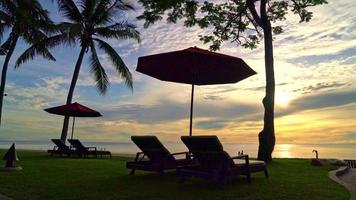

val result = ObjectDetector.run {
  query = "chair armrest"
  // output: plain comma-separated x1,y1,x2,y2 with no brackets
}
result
86,147,97,151
231,155,249,160
134,152,145,162
171,152,193,160
171,152,188,156
231,154,250,167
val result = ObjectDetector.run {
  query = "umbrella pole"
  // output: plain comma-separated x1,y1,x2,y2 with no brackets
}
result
189,84,194,136
71,116,75,139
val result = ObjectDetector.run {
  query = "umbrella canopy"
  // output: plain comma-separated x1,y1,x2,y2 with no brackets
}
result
137,47,256,85
44,102,102,117
45,102,102,139
136,47,256,136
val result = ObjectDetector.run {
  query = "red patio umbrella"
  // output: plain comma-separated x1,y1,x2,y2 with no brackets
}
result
137,47,256,136
44,102,102,139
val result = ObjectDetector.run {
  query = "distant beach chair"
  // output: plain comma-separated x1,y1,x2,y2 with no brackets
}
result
126,136,192,175
178,136,268,186
345,160,356,168
68,139,111,158
48,139,75,157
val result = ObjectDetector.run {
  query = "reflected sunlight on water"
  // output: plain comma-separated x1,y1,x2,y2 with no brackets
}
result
275,144,293,158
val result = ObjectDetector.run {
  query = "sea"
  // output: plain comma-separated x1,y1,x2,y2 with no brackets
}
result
0,140,355,160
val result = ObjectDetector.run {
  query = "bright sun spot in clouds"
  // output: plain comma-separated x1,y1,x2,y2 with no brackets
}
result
276,91,291,107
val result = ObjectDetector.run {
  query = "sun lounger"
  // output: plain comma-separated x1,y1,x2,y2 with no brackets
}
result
126,136,192,175
48,139,76,157
178,136,268,185
67,139,111,158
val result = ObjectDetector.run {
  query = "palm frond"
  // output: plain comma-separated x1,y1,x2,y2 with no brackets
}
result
1,0,57,43
22,29,47,45
35,32,76,50
114,0,135,11
95,22,140,42
91,0,113,25
23,0,52,22
0,10,12,24
58,22,81,39
57,0,82,23
35,20,60,35
89,44,109,94
19,28,60,64
93,0,135,26
80,0,98,22
107,0,135,12
93,38,132,90
0,0,16,16
15,45,56,68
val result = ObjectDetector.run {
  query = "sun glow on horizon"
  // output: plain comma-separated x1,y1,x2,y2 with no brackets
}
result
276,91,292,107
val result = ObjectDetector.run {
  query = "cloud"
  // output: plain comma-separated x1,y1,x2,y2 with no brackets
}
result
5,77,69,109
243,83,289,92
195,119,229,130
275,90,356,118
203,95,224,101
292,81,352,94
287,47,356,67
343,132,356,141
101,98,260,124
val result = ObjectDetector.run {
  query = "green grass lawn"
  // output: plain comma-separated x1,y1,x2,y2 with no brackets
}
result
0,150,349,200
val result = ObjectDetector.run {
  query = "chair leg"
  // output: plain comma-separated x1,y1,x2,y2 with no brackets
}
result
179,175,186,183
247,173,251,183
217,177,228,188
129,169,135,175
158,170,164,176
264,169,269,178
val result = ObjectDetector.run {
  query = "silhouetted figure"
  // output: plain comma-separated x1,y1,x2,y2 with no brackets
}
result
311,149,322,166
1,143,22,171
312,149,318,159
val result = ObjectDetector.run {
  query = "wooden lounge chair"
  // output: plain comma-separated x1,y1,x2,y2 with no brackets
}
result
126,136,192,175
48,139,75,157
178,136,268,185
67,139,111,158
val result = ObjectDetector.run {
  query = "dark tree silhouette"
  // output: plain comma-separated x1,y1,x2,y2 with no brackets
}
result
0,0,56,126
137,0,327,161
18,0,140,141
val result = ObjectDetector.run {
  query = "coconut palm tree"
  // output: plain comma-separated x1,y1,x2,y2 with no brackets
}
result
17,0,140,141
0,0,56,126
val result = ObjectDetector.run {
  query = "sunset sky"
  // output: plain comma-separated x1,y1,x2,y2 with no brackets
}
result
0,0,355,145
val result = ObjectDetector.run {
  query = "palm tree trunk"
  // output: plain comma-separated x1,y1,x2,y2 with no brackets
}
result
0,35,18,127
257,2,276,162
60,47,86,141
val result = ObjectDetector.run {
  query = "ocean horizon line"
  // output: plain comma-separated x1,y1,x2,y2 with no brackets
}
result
1,140,355,160
0,139,355,146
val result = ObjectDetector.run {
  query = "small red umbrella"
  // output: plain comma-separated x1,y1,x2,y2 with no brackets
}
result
137,47,256,136
44,102,102,139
